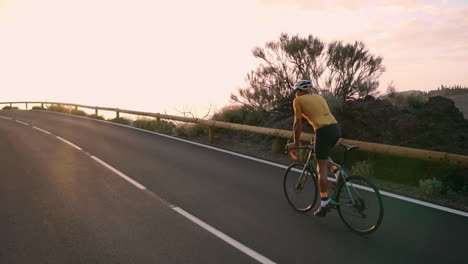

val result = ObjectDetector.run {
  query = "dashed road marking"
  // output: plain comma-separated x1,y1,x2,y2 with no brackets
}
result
16,120,29,125
90,155,147,190
172,207,276,264
33,126,52,135
56,136,83,151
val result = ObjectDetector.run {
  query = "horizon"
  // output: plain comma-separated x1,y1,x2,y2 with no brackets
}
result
1,0,467,116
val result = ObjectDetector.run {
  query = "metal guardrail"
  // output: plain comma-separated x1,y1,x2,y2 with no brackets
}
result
2,101,468,168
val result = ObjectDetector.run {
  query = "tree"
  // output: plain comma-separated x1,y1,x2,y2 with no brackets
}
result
231,33,326,113
386,81,397,98
325,41,385,101
231,34,385,113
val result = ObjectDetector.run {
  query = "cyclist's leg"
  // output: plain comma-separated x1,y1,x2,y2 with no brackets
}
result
314,128,332,208
326,123,342,173
315,123,340,196
316,159,329,199
310,138,329,195
314,123,341,216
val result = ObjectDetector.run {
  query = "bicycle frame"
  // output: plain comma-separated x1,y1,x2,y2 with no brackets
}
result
293,148,316,190
327,159,362,208
285,143,384,234
294,148,362,208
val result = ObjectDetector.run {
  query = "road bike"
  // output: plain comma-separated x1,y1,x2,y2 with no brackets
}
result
283,143,384,235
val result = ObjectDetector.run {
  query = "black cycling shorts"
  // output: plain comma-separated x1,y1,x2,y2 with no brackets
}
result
315,123,341,160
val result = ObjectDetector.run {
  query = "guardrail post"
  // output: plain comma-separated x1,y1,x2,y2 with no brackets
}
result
41,103,44,108
116,109,120,119
25,103,28,109
10,103,12,108
95,108,98,116
75,106,78,110
209,127,215,143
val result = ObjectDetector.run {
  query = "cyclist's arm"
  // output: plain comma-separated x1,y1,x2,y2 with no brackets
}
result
293,117,302,146
292,98,303,146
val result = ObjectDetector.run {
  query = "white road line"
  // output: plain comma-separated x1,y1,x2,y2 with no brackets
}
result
340,181,468,217
34,111,290,169
114,123,289,169
32,123,147,191
56,136,83,151
32,126,52,135
291,166,468,218
379,190,468,217
32,120,272,261
16,120,29,125
172,207,276,264
35,110,468,217
0,115,12,120
90,155,147,190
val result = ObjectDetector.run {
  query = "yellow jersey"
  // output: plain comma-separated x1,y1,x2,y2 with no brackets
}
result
293,94,337,130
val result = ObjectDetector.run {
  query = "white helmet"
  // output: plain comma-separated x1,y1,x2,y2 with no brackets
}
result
293,80,312,91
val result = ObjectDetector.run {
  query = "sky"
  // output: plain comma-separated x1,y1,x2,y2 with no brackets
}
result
1,0,467,117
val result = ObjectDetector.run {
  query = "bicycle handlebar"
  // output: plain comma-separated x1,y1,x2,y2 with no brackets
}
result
285,143,315,160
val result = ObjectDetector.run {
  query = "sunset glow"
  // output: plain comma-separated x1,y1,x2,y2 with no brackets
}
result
1,0,467,116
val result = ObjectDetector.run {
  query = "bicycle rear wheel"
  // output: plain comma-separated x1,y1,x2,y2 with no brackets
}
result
283,163,318,212
336,176,384,235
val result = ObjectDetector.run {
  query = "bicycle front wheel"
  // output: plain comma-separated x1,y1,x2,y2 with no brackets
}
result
283,163,318,212
336,176,384,235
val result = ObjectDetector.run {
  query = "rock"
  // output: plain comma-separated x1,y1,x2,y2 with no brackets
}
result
334,96,468,155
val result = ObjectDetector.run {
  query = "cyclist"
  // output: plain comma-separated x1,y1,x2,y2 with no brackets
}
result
286,80,341,217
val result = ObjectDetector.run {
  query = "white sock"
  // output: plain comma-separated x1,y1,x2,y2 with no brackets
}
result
321,199,329,207
334,171,340,181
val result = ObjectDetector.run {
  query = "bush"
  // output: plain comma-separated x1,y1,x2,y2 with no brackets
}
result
47,105,71,113
418,178,444,197
389,92,428,109
430,85,468,96
70,109,88,116
32,106,46,110
109,117,132,125
244,111,264,125
2,106,19,110
173,124,206,138
351,160,374,178
133,118,175,134
321,90,342,114
435,166,467,192
354,154,467,193
133,119,158,131
190,124,207,138
89,114,104,120
406,94,428,109
212,105,264,126
154,121,175,134
213,105,245,124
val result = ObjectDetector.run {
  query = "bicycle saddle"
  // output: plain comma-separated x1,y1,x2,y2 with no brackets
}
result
339,143,359,151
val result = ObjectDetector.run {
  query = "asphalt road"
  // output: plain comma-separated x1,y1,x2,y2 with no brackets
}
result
0,110,466,264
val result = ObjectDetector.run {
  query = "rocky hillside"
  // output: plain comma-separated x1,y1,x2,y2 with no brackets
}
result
262,96,468,156
335,96,468,156
447,94,468,119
